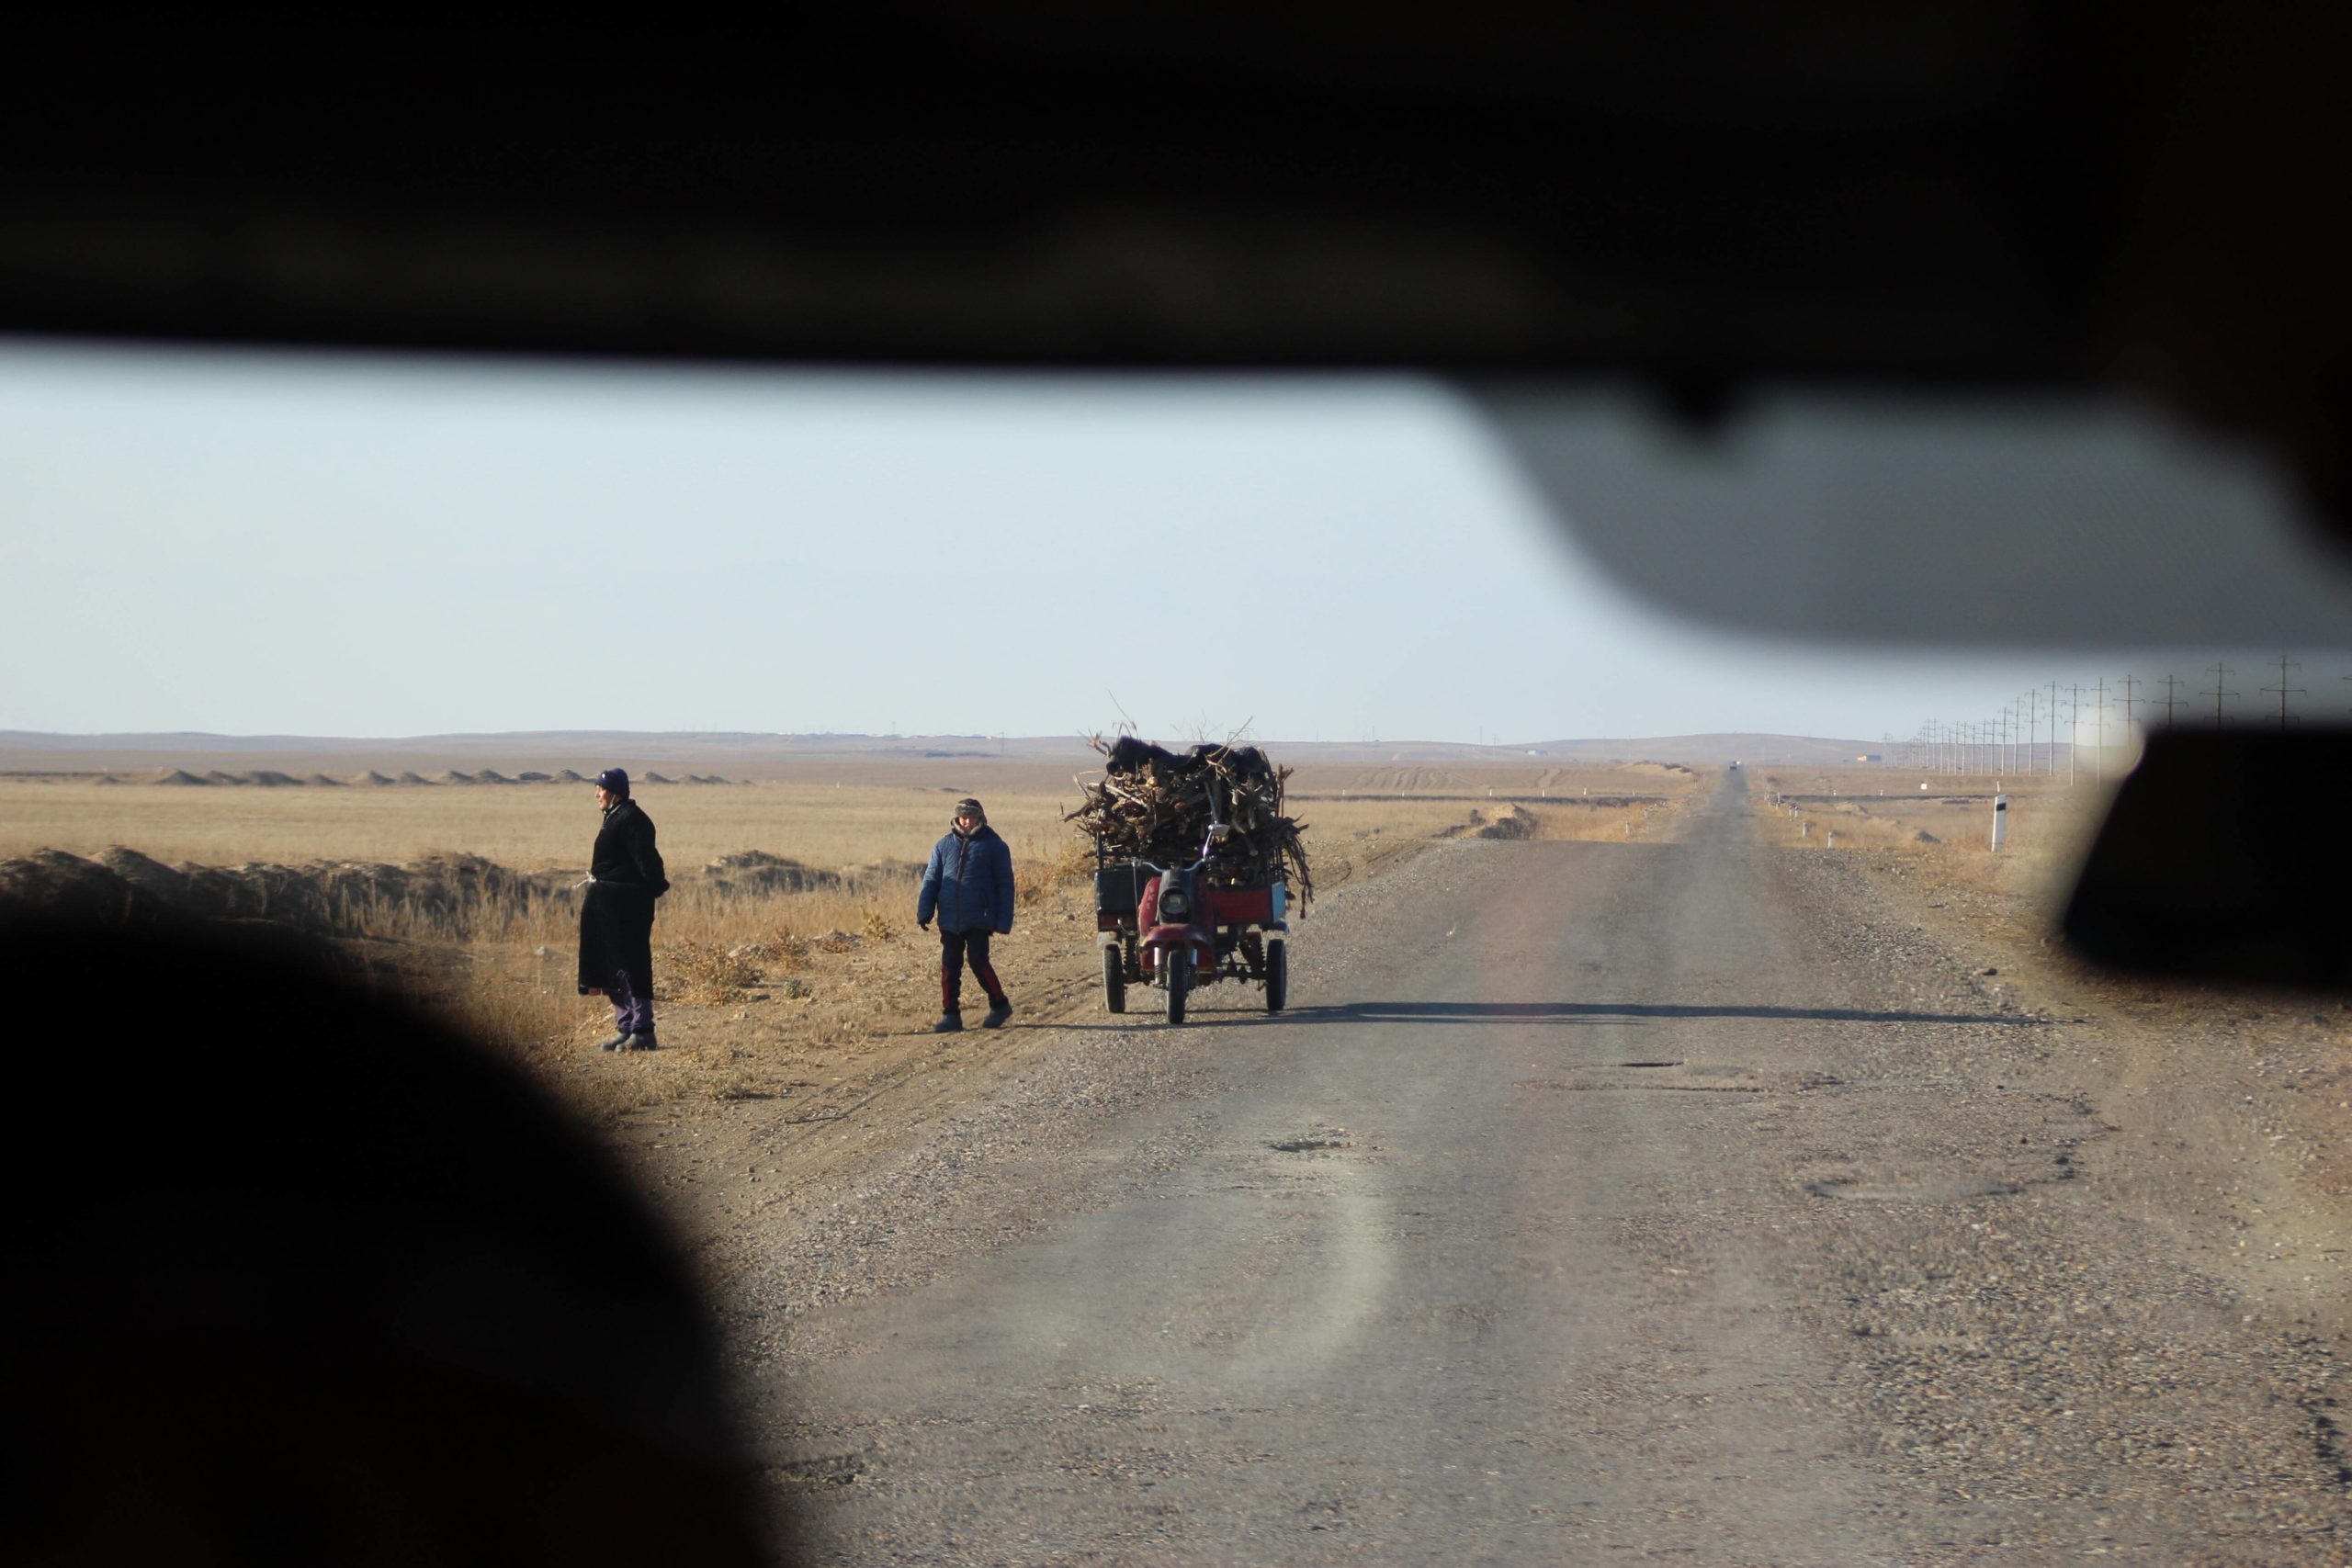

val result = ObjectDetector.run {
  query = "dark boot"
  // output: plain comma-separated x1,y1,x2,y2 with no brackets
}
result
981,999,1014,1029
627,1031,659,1051
599,1032,633,1052
932,1011,964,1033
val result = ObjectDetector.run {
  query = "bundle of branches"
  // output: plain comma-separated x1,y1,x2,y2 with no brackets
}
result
1068,736,1313,901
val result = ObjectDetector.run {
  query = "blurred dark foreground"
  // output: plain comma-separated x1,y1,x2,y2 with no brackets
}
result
0,914,786,1567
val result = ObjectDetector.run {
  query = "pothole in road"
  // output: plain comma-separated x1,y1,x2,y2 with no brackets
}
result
1804,1178,2020,1202
1271,1136,1350,1153
1619,1060,1683,1068
775,1450,869,1488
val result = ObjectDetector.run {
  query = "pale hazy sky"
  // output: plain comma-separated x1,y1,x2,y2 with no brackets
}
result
0,340,2269,745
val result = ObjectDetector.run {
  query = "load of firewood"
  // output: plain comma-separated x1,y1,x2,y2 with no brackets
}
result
1067,736,1313,901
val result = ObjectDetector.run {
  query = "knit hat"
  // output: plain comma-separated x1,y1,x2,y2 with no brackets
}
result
953,797,986,826
594,768,630,796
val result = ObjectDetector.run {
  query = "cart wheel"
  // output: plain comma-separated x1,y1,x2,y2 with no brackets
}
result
1102,945,1125,1013
1264,942,1287,1013
1165,946,1190,1025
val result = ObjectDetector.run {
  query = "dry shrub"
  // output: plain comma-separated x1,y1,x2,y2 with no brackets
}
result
1021,829,1096,905
860,906,899,942
657,939,763,1004
424,947,582,1056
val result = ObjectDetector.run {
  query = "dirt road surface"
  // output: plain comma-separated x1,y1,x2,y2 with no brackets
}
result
648,773,2352,1563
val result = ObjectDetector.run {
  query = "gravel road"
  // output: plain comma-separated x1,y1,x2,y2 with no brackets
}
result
700,773,2352,1563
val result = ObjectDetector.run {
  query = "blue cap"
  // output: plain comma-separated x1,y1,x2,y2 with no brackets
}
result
594,768,629,795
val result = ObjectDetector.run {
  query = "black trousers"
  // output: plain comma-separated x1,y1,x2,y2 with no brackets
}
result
939,928,1007,1011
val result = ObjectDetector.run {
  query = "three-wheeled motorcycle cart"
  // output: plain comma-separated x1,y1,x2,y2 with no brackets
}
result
1094,831,1288,1023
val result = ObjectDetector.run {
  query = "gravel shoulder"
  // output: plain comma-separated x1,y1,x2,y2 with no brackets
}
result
1762,836,2352,1560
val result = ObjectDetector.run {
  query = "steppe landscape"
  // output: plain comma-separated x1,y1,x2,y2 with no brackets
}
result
0,743,1701,1122
11,738,2352,1562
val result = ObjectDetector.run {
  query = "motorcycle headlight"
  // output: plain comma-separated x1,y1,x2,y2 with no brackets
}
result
1159,887,1190,919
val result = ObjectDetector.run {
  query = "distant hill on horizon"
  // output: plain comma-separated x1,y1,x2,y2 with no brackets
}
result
2,728,1892,773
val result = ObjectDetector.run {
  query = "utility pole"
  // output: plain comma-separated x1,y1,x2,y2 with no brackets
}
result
2117,674,2143,759
2067,683,2082,784
2261,655,2305,727
2024,687,2041,776
2203,661,2238,725
2046,679,2060,775
2092,677,2109,784
2156,673,2186,728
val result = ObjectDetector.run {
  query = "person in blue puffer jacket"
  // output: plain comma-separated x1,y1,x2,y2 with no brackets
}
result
915,796,1016,1032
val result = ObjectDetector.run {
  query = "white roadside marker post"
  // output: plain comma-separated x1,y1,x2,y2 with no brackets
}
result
1990,793,2008,852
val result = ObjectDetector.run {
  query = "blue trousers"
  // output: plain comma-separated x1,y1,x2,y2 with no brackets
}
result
606,967,654,1034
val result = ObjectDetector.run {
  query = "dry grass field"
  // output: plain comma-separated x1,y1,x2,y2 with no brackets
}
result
2,756,1706,1122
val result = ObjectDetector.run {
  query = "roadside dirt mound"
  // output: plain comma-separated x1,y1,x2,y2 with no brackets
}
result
1443,804,1540,840
397,772,433,785
204,770,248,786
642,772,676,785
703,851,842,897
356,771,397,785
843,858,923,886
306,773,345,786
246,770,303,787
94,845,199,902
150,769,210,786
551,769,586,784
0,848,574,938
0,850,172,925
1626,761,1696,776
434,770,477,785
516,771,553,783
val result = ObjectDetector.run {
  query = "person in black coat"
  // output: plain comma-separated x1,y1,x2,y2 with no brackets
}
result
578,768,670,1051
